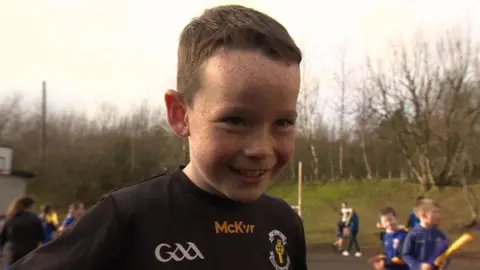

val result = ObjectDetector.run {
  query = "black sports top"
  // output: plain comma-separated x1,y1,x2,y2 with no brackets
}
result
10,167,308,270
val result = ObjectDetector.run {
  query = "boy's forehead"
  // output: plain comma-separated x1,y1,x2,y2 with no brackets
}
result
202,49,300,92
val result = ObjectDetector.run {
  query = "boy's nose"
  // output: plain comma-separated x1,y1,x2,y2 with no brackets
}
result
242,129,275,159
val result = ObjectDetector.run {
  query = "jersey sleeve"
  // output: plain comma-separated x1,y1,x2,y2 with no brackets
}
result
63,216,75,227
0,220,7,247
292,215,308,270
36,217,46,243
9,194,128,270
402,230,421,269
52,213,59,226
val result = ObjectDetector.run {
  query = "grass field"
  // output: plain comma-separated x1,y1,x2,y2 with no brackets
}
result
267,179,480,254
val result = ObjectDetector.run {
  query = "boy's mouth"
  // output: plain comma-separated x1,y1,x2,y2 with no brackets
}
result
230,167,267,181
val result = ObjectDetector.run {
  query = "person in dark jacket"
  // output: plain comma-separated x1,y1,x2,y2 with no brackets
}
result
0,214,5,260
0,196,45,269
342,208,362,257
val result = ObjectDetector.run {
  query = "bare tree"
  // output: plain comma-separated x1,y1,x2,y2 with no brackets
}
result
354,83,374,180
0,94,23,143
297,62,325,180
363,29,480,222
333,44,354,179
327,122,336,180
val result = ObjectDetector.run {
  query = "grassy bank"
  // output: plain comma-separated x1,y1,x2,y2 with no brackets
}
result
267,179,480,253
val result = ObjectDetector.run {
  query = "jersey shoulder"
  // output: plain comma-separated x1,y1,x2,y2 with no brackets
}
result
111,172,173,195
103,172,179,216
433,227,447,238
406,225,424,237
258,194,301,221
394,228,408,238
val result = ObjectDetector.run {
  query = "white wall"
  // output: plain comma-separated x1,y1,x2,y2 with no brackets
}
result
0,147,13,175
0,175,27,214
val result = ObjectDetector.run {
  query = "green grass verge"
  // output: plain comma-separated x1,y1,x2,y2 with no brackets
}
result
267,179,480,252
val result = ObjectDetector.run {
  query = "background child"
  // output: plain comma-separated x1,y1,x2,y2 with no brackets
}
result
371,206,409,270
402,199,449,270
341,202,350,224
340,201,351,236
406,196,425,230
38,204,58,243
343,208,362,257
376,217,386,249
58,202,85,234
333,212,345,252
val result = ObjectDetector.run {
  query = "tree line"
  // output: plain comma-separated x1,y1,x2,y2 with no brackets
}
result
1,28,479,220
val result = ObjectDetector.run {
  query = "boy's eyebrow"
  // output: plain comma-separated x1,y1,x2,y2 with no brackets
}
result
218,106,297,118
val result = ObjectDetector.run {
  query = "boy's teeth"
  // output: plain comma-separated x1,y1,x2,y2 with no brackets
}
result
238,170,264,177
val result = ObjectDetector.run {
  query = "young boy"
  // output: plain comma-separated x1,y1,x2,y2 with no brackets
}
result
402,199,449,270
9,5,307,270
406,196,425,230
371,206,409,270
58,202,85,234
38,204,59,243
343,208,362,257
340,201,350,225
376,217,386,248
332,212,345,252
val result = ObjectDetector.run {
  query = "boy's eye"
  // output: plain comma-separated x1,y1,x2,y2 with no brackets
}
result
222,116,246,126
276,119,294,127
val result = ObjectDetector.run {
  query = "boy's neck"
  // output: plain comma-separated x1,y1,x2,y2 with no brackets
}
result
385,224,399,233
420,222,434,229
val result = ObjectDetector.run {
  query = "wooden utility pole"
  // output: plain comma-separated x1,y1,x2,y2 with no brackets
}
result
298,161,303,218
40,80,47,167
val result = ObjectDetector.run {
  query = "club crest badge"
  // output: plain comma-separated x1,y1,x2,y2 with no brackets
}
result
268,230,290,270
393,238,400,249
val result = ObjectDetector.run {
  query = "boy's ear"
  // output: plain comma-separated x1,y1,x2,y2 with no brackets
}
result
165,89,190,137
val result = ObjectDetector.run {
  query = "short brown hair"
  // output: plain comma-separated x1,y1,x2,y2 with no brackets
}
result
415,196,425,204
380,206,397,217
69,201,84,212
177,5,302,106
414,199,439,215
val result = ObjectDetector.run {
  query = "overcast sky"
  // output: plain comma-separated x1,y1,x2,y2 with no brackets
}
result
0,0,479,118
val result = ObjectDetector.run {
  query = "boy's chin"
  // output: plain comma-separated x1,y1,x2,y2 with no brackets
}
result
224,189,265,203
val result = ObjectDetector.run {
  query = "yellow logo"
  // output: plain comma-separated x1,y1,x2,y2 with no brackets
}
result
214,221,255,234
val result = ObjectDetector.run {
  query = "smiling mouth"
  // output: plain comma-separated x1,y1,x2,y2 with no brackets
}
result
230,168,267,178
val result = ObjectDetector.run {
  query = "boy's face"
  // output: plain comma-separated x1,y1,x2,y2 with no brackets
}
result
76,204,85,217
380,213,397,231
166,49,300,202
420,207,441,225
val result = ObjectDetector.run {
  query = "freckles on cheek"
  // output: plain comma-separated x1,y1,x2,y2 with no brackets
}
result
202,137,238,167
211,142,237,162
278,137,296,162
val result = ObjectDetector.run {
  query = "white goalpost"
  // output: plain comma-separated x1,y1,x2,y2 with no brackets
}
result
291,161,303,218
